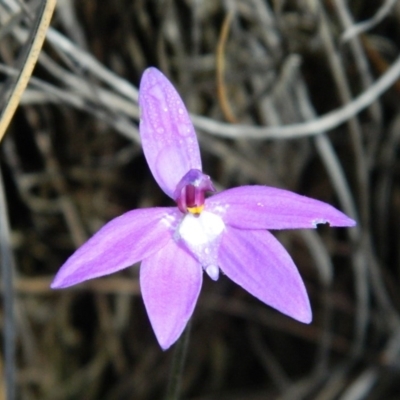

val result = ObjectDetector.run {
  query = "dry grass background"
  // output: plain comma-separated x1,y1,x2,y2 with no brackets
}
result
1,0,400,399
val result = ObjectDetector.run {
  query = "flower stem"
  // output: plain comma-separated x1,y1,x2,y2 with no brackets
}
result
164,321,191,400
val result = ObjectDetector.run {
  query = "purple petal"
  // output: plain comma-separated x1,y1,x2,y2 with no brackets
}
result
207,185,356,230
140,241,202,350
51,207,179,288
218,227,311,323
139,67,202,198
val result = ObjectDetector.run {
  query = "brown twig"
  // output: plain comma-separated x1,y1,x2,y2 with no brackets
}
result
216,10,238,124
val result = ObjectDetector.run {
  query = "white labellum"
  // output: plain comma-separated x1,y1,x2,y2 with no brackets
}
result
178,211,225,280
178,211,225,246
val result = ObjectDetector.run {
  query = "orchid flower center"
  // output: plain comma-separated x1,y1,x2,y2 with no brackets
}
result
174,169,224,281
174,169,215,215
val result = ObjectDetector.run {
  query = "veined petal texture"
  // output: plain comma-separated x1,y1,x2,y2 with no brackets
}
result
218,227,312,323
207,185,356,230
140,241,202,350
51,207,179,288
139,68,202,198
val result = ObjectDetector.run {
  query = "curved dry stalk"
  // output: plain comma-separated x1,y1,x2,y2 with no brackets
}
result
0,0,56,143
191,54,400,139
216,10,237,123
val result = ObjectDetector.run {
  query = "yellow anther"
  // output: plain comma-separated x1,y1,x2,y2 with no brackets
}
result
187,205,204,215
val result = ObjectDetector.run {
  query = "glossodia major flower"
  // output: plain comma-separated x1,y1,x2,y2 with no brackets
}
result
51,67,356,350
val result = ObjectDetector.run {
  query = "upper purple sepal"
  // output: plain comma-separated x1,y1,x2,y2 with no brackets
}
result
139,68,202,198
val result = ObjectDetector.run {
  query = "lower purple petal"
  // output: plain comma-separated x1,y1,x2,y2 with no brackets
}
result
207,185,356,230
140,241,202,350
218,227,312,323
51,207,179,288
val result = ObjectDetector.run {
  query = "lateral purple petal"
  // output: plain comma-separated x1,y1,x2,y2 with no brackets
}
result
140,241,202,350
139,67,202,198
207,185,356,230
218,227,312,323
51,207,179,289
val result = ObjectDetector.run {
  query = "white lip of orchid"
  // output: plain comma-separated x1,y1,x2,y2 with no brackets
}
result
178,211,225,246
177,211,225,280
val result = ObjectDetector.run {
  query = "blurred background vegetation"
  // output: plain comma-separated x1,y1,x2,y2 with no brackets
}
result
1,0,400,399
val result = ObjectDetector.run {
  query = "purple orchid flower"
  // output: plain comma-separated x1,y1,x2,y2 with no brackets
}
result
51,67,356,350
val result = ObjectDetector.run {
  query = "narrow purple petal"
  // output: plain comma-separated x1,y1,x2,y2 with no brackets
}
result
51,207,179,288
140,241,202,350
207,185,356,230
218,227,312,323
139,67,202,198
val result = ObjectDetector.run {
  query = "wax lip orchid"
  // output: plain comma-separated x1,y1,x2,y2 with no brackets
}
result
51,67,356,350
